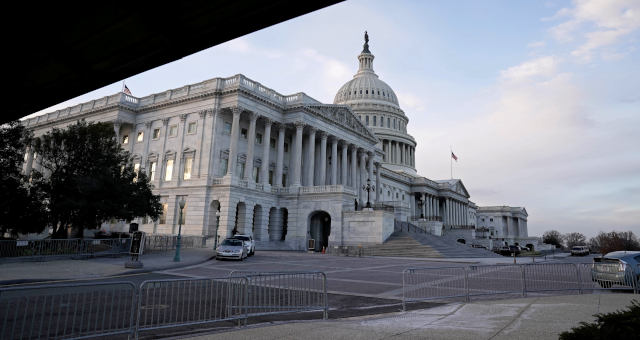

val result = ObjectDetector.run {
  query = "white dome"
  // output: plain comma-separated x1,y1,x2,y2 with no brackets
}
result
334,74,399,107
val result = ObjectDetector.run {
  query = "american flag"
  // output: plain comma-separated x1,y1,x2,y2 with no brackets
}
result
123,85,132,95
451,151,458,161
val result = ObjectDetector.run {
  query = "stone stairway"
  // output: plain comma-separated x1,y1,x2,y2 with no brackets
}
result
407,231,502,258
362,233,443,258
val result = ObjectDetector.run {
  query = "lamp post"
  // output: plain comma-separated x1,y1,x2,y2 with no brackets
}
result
214,210,221,250
362,178,375,209
173,198,186,262
417,195,424,219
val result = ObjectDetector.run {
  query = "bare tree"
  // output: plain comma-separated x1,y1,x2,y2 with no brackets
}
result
588,231,640,255
564,232,586,249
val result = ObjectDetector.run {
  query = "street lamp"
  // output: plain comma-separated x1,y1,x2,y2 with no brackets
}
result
173,198,186,262
417,195,424,219
214,210,221,250
362,178,375,209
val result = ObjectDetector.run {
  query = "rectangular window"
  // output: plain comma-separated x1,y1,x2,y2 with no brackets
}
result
253,166,259,182
387,118,390,128
150,161,157,181
284,142,289,152
365,116,369,125
373,116,377,126
393,119,396,129
183,157,193,180
380,116,383,127
122,135,129,144
241,128,248,139
187,122,197,134
270,138,276,148
137,131,144,142
169,125,177,137
282,173,287,186
165,159,174,181
224,122,232,134
133,162,140,178
160,203,168,224
152,128,160,139
219,158,228,176
256,133,263,144
236,161,245,179
269,170,273,185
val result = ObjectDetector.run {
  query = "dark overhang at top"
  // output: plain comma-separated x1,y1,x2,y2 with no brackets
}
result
5,0,341,124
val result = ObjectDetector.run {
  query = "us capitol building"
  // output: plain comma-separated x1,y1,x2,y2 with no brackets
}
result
22,34,532,251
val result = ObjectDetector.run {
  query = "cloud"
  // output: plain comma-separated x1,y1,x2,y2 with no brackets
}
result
548,0,640,61
220,37,283,59
527,41,546,49
396,92,426,111
500,56,560,80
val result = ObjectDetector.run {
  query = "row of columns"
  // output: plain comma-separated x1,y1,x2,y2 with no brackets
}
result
382,139,414,167
444,198,469,228
223,108,380,201
418,193,440,219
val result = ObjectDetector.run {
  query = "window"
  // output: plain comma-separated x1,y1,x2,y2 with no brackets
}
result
183,157,193,180
269,170,273,185
373,116,377,126
270,138,276,148
150,161,157,181
253,166,259,182
133,162,140,179
169,125,177,137
152,128,160,139
481,218,485,222
393,119,396,129
136,131,143,142
380,116,383,127
282,173,287,186
159,203,168,224
219,158,228,176
490,218,494,222
122,135,129,144
284,142,289,152
396,193,399,199
165,159,174,181
187,122,197,134
236,161,245,178
387,118,390,128
241,128,248,139
256,133,263,144
223,122,232,134
365,116,369,125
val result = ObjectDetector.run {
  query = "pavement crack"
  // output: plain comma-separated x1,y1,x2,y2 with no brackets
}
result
487,298,538,340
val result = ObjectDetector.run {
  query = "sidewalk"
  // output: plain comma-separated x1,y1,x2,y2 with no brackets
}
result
184,293,638,340
0,248,214,285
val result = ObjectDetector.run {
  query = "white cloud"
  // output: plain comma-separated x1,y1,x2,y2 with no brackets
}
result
500,56,560,81
396,92,426,111
548,0,640,61
527,41,546,49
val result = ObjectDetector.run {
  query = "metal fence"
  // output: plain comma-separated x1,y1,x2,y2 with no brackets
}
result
2,271,328,339
403,262,639,310
136,276,248,335
143,235,209,254
0,238,130,260
0,281,137,340
229,271,328,319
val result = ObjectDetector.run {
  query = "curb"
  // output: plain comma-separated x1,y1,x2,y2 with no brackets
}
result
112,255,216,277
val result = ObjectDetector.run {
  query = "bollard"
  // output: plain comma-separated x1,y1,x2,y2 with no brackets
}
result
513,252,516,264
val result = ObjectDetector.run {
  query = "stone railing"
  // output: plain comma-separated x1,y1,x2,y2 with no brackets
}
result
300,185,349,194
410,216,443,222
271,187,290,194
211,178,223,185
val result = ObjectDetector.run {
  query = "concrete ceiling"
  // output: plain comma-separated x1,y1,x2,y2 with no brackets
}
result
6,0,341,124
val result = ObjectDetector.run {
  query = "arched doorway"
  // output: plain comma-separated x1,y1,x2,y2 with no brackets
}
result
309,211,331,252
253,204,262,238
233,202,246,235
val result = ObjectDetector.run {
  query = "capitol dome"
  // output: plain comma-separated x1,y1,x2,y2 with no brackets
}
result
333,33,400,109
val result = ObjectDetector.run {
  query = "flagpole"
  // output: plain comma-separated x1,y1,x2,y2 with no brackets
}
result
450,146,452,179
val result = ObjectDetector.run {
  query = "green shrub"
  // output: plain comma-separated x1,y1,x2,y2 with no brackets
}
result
559,299,640,340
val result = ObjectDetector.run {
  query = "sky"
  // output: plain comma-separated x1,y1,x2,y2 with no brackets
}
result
24,0,640,238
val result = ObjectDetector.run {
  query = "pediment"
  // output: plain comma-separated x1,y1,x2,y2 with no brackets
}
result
303,104,379,143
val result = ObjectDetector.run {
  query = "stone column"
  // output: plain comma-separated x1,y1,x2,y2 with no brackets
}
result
305,127,316,186
243,112,258,182
396,142,400,164
425,194,430,218
331,137,338,185
445,199,450,227
157,118,169,188
176,114,188,183
319,132,327,186
292,122,304,186
206,109,219,182
275,124,285,187
195,111,205,178
142,121,152,173
350,145,357,189
359,151,366,203
375,162,381,203
367,152,374,203
261,119,272,187
341,143,348,186
226,108,241,176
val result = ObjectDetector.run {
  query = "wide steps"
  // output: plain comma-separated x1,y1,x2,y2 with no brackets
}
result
363,235,443,258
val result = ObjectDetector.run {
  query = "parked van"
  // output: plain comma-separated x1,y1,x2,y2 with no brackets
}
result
571,246,589,256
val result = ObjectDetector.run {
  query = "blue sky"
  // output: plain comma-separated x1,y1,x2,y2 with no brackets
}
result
25,0,640,238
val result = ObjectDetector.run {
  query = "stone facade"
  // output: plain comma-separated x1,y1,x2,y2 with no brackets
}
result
21,34,528,250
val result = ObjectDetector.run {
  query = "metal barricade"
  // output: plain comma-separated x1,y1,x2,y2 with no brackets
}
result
0,238,130,260
403,266,467,310
135,276,248,336
0,281,137,340
230,271,328,319
576,262,639,294
466,264,524,298
521,263,581,294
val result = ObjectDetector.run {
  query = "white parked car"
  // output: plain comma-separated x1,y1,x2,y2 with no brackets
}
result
571,246,590,256
231,234,255,256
